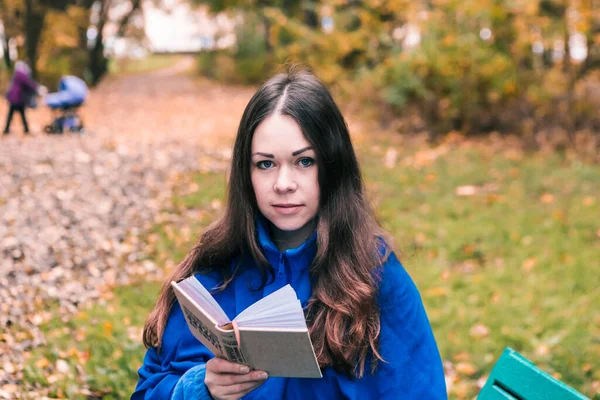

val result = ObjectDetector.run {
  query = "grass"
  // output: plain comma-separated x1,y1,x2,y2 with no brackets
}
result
21,142,600,399
108,54,185,75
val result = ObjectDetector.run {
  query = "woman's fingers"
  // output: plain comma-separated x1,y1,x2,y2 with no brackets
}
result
208,357,251,375
220,378,267,397
205,358,268,400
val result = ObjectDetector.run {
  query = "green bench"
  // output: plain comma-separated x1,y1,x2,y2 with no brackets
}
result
477,348,590,400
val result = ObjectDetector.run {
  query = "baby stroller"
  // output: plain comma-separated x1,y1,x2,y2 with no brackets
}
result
44,76,88,134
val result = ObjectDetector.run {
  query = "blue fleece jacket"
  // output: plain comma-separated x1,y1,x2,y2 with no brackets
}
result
132,220,447,399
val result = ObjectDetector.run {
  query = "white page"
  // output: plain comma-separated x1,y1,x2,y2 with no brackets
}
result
239,301,304,324
235,287,307,329
177,276,230,326
234,285,298,325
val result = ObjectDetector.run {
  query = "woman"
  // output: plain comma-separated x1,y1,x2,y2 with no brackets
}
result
133,69,447,399
3,61,38,135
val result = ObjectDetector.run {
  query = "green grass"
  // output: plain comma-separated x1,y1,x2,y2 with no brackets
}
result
108,54,185,75
21,284,161,399
21,146,600,399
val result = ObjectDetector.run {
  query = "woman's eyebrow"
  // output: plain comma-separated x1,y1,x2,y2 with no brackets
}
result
252,146,314,158
252,152,274,158
292,146,314,156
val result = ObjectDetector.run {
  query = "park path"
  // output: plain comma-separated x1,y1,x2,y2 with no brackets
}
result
0,56,259,393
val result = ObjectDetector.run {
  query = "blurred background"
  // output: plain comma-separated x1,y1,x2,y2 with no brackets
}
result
0,0,599,399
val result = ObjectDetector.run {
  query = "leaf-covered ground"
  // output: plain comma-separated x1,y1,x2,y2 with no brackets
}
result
1,57,598,399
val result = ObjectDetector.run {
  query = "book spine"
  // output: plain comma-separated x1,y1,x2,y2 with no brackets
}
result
219,329,247,365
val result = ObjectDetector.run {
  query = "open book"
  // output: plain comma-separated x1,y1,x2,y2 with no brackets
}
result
171,276,322,378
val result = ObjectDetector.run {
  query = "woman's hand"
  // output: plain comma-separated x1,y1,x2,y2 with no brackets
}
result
204,358,268,400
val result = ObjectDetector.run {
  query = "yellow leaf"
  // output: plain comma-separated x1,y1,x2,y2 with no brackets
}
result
523,257,537,271
462,244,476,255
424,287,448,297
1,384,18,393
583,196,595,206
78,350,90,365
470,323,490,339
492,292,502,304
552,372,563,380
453,351,471,362
536,344,549,356
103,321,114,336
456,362,477,376
540,193,554,204
456,185,478,196
75,329,87,342
486,194,501,205
35,358,50,369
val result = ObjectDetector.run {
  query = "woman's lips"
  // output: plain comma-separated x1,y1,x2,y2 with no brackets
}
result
272,204,303,215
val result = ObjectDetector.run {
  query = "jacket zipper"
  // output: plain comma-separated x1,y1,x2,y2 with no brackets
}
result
278,253,285,278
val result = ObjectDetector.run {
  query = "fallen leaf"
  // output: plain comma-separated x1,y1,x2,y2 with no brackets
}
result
456,362,477,376
210,199,222,210
424,287,448,297
583,196,595,206
552,372,562,380
540,193,554,204
103,321,114,336
384,148,398,169
523,257,537,271
56,359,70,374
1,384,18,393
470,323,490,339
456,185,478,196
453,352,471,362
35,358,50,369
2,361,15,374
536,343,549,356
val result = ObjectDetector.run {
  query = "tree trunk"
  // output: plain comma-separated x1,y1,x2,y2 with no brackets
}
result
24,0,45,79
2,36,11,69
88,0,110,85
303,1,319,28
262,11,272,54
563,2,577,142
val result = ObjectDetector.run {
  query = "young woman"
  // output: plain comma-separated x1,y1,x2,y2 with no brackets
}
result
133,69,447,399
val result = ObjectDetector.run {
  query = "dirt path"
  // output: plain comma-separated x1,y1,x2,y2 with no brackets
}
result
84,56,255,149
0,57,259,394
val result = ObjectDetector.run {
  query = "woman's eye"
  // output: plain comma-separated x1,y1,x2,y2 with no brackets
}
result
298,158,314,167
257,160,274,169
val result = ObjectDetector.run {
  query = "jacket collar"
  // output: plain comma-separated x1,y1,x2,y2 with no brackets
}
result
255,215,317,271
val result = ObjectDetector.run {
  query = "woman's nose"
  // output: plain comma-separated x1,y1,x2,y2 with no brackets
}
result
273,167,297,193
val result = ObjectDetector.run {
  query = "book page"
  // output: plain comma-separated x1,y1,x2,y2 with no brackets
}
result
237,328,322,378
234,285,306,328
177,277,230,326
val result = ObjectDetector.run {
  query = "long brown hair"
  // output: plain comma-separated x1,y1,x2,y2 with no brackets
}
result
143,68,389,378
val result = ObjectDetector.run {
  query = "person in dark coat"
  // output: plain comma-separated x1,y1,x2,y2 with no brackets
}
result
3,61,39,135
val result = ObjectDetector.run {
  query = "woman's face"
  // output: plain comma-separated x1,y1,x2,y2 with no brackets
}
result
251,114,320,236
